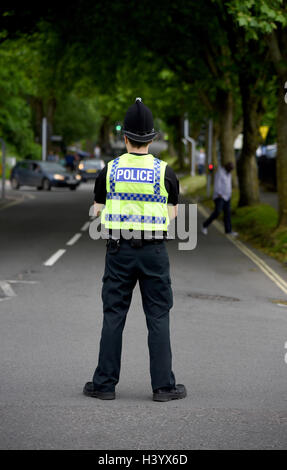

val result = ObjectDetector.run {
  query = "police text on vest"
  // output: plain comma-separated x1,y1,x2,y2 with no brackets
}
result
116,167,154,183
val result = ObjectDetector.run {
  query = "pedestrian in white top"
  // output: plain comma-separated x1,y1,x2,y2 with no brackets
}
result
201,162,238,236
197,148,206,175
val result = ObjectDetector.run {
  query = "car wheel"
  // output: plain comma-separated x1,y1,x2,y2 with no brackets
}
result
43,178,51,191
11,177,20,190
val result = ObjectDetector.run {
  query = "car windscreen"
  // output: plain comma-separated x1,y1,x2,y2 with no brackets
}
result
40,162,66,172
81,160,102,169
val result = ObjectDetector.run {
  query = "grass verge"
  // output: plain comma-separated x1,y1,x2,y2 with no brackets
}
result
232,205,287,264
159,150,181,171
0,166,11,179
179,174,207,196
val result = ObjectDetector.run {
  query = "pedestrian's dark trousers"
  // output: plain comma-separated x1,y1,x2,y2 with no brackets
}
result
92,239,176,393
203,197,232,233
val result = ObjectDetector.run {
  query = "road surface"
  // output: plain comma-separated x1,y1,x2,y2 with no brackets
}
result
0,182,287,449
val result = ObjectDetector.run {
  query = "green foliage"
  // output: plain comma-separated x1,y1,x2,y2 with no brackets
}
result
0,2,285,166
0,21,100,155
271,229,287,259
54,94,101,145
0,37,41,158
233,203,278,234
227,0,287,38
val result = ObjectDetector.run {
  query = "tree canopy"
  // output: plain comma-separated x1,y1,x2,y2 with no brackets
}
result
1,1,287,223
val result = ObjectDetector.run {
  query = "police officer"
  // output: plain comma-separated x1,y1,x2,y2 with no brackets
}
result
83,98,186,402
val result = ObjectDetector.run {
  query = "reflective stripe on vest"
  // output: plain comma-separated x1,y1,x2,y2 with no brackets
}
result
101,153,169,231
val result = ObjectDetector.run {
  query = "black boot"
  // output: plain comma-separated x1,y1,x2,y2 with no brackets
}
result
153,384,187,402
83,382,116,400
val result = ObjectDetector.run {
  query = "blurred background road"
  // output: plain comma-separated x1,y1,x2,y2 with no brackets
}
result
1,183,287,450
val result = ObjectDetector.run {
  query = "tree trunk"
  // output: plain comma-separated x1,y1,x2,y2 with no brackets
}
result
85,139,95,154
98,116,112,155
276,76,287,227
29,96,57,152
46,98,57,153
167,115,185,170
237,154,260,206
237,80,261,206
267,29,287,227
212,120,219,168
218,91,235,167
167,140,177,158
217,90,238,187
29,97,44,143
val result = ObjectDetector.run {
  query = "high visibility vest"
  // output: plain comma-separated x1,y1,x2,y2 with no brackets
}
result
101,153,169,231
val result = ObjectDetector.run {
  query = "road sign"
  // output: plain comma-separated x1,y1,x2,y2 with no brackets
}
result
183,117,196,177
259,126,269,141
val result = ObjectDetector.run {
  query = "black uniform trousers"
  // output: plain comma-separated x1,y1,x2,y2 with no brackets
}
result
92,238,176,393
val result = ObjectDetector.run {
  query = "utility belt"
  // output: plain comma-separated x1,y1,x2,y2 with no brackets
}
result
106,237,165,252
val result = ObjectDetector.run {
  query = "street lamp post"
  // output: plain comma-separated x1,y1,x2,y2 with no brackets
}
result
42,117,47,161
0,138,6,200
183,117,196,177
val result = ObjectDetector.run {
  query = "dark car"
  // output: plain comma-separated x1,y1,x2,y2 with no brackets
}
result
256,144,277,190
10,160,81,191
77,159,105,182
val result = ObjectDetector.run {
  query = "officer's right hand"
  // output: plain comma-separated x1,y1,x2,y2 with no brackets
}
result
94,201,104,217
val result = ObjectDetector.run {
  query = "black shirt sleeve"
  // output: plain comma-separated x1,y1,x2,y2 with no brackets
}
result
93,166,107,203
164,165,179,205
93,163,179,205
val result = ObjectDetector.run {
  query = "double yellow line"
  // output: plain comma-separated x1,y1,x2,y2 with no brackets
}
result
198,203,287,297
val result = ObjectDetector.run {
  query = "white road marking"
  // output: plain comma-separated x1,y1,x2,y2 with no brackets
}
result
41,219,90,268
0,281,16,298
43,249,66,267
43,226,84,268
7,280,39,284
66,233,82,246
81,222,90,231
0,279,38,301
197,203,287,297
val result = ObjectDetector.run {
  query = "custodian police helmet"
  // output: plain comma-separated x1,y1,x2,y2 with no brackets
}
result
123,98,157,143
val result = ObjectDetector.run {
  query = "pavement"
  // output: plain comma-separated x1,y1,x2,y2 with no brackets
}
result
1,182,287,450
